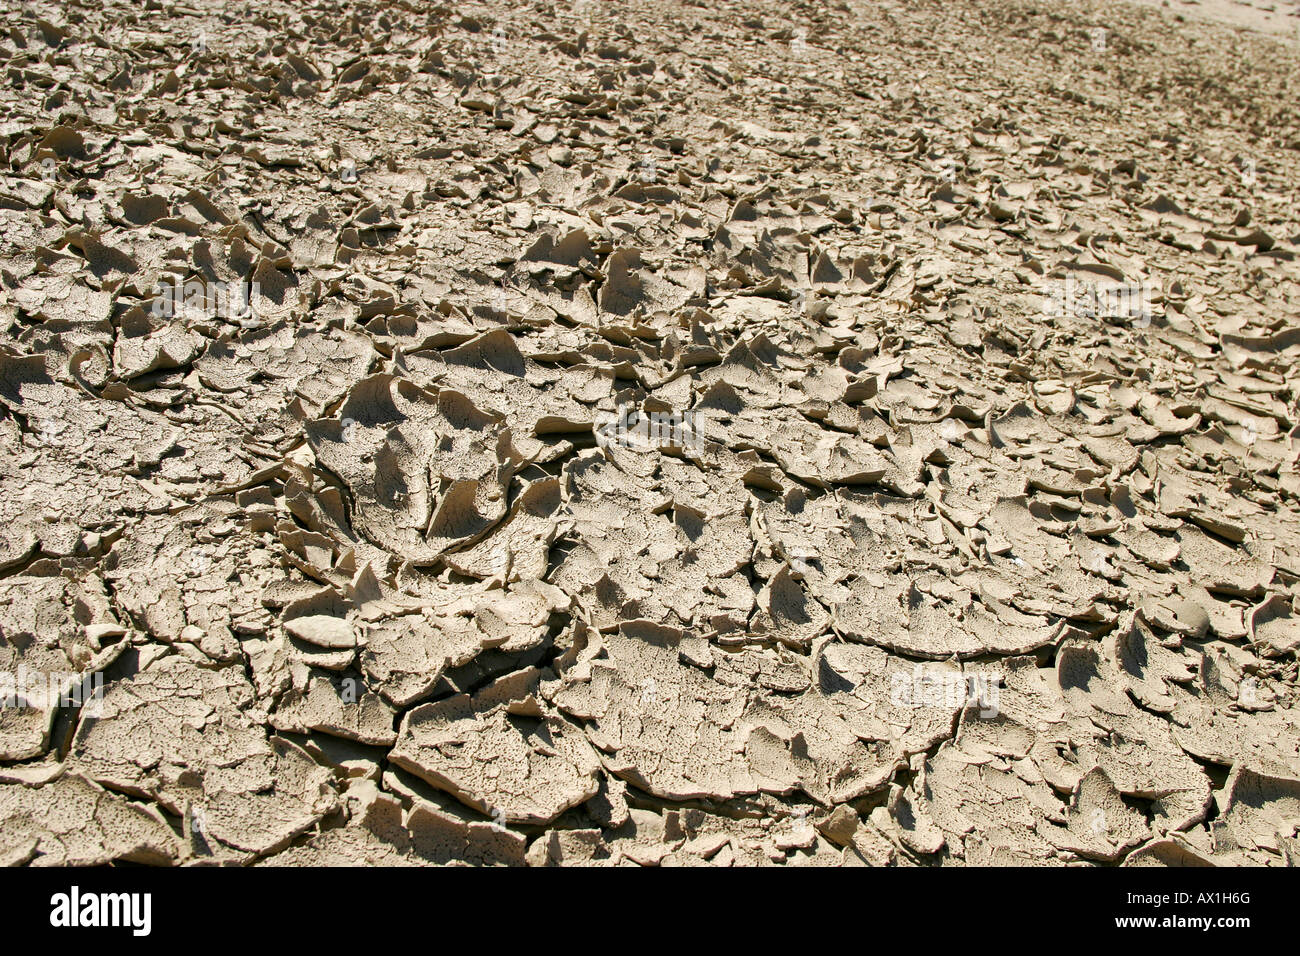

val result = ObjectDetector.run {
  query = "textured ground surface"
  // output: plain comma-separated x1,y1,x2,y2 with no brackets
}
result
1,0,1299,866
1128,0,1300,37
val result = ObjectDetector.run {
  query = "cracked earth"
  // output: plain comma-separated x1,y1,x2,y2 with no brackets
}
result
1,0,1299,867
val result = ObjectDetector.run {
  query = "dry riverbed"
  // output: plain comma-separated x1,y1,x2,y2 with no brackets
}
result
0,0,1298,866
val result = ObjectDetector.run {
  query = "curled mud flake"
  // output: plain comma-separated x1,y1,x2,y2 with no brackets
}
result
263,783,526,866
526,828,616,867
390,673,601,825
1213,766,1300,862
552,622,921,805
443,477,561,581
360,619,454,709
1106,612,1196,713
1040,767,1151,862
69,655,275,810
835,572,1061,660
270,675,396,747
1056,641,1212,833
1165,653,1299,780
0,577,125,760
753,564,832,649
201,737,340,857
1248,595,1300,658
112,321,203,381
1123,836,1217,868
307,377,520,564
550,621,762,801
0,772,178,867
284,614,356,649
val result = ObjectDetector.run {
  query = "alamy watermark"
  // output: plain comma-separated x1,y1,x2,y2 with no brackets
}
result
889,664,1001,718
1240,158,1256,188
595,404,705,455
50,886,151,936
1044,276,1156,328
1239,676,1259,708
151,278,261,323
636,153,658,184
1,667,104,715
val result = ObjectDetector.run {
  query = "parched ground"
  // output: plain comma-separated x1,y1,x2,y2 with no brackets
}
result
0,0,1298,867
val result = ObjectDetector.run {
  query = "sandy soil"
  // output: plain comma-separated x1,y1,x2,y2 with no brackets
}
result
1126,0,1300,37
0,0,1298,867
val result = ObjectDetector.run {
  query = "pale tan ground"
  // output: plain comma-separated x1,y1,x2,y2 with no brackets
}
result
1126,0,1300,37
0,0,1298,867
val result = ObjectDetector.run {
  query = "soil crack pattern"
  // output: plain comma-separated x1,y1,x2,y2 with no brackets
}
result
0,0,1298,866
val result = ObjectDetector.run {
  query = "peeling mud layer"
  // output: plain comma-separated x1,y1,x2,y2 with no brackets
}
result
1,0,1299,868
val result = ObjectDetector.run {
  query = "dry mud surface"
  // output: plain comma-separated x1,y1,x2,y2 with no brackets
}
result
1129,0,1300,37
1,0,1299,868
